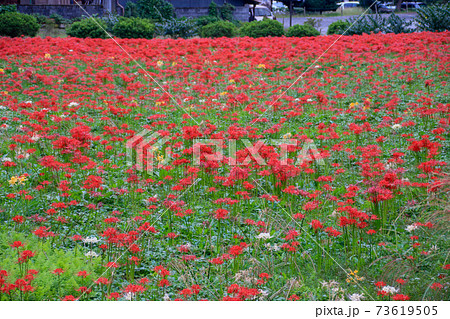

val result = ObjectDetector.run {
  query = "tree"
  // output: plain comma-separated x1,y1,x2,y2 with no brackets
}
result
304,0,338,14
136,0,175,22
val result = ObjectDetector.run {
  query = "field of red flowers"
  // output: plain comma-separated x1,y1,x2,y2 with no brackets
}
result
0,32,449,301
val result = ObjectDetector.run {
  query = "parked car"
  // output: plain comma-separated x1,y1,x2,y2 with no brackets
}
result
401,2,426,10
252,5,276,21
337,1,360,10
371,2,395,13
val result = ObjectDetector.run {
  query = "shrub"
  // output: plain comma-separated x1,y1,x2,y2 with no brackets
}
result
124,1,138,18
219,3,235,22
156,17,198,39
30,13,48,25
0,4,17,14
415,4,450,32
240,19,284,38
113,17,155,39
208,1,219,18
66,18,108,39
0,12,39,38
327,20,350,35
286,24,320,37
345,14,412,35
137,0,175,22
195,15,220,28
49,13,66,25
200,20,236,38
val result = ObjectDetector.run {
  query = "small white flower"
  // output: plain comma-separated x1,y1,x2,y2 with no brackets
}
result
382,286,398,294
84,251,99,258
83,236,99,244
307,98,313,102
349,293,365,301
405,224,418,233
68,102,79,107
163,293,170,301
256,232,272,240
391,124,402,130
123,292,135,301
2,157,12,162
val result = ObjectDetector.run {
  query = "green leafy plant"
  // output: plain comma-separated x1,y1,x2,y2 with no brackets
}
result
156,17,198,39
124,1,138,18
415,4,450,32
239,19,284,38
286,24,320,37
219,3,235,22
136,0,175,23
0,231,102,301
195,15,221,28
0,4,17,14
200,20,237,38
208,1,219,18
66,18,108,39
0,12,39,38
113,17,155,39
345,13,412,35
49,13,66,26
327,20,350,35
30,13,48,25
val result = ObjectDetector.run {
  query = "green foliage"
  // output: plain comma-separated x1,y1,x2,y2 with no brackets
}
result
304,17,322,31
239,19,285,38
0,12,39,38
0,4,17,14
30,13,48,25
327,20,350,35
66,18,108,39
345,13,413,35
200,20,236,38
156,17,198,39
415,4,450,32
49,13,66,25
305,0,339,13
219,3,235,21
112,17,155,39
208,1,219,18
195,15,221,28
0,231,102,301
136,0,175,22
124,1,138,18
286,24,320,37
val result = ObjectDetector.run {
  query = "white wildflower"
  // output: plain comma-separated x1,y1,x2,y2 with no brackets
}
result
84,251,99,258
382,286,398,294
256,232,272,240
391,124,402,130
349,293,365,301
83,236,99,244
68,102,79,107
163,293,171,301
123,292,135,301
405,224,418,233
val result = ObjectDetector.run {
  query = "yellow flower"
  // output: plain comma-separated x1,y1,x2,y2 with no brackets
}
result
282,133,292,139
44,53,51,59
257,64,266,69
156,61,164,68
349,102,359,109
229,79,235,83
18,174,28,184
157,154,164,163
220,91,228,96
0,68,4,74
9,176,18,186
172,61,177,67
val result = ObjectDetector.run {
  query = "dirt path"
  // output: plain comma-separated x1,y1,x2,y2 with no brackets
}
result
278,13,418,35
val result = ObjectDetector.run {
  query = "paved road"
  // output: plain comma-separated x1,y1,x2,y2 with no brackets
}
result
278,13,417,35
